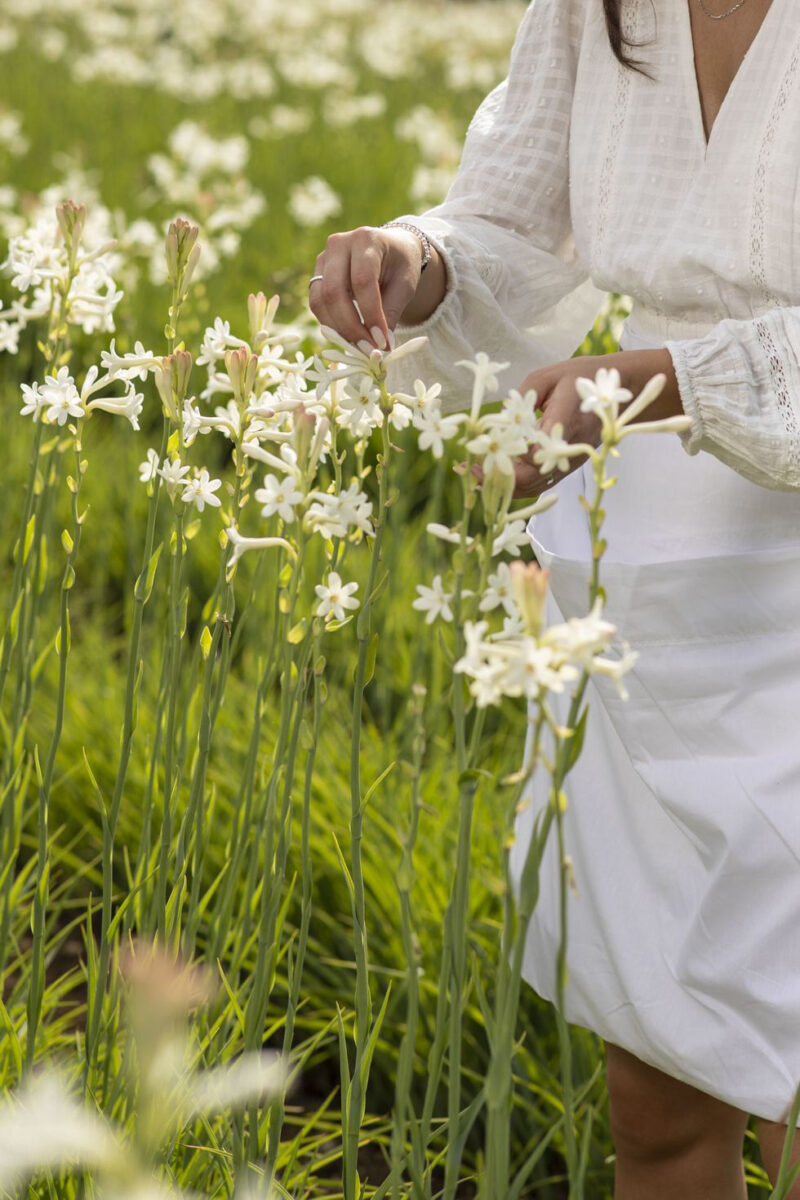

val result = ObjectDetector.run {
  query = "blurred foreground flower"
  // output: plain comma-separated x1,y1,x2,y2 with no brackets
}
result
0,940,286,1197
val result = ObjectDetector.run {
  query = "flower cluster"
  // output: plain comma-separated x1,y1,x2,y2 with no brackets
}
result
455,564,638,708
1,202,122,351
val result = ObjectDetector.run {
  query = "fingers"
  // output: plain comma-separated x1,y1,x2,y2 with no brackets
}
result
309,226,423,347
309,233,372,346
349,233,392,346
381,267,419,331
512,456,560,500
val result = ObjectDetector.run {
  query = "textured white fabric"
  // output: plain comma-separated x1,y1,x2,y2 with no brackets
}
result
522,322,800,1124
386,0,800,491
383,0,800,1121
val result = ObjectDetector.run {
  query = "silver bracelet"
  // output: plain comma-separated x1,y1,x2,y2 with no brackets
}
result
380,220,432,273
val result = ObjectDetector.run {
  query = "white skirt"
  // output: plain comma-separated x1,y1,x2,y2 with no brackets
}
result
512,317,800,1123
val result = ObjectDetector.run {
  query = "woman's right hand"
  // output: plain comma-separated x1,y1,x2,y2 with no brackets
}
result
308,225,442,350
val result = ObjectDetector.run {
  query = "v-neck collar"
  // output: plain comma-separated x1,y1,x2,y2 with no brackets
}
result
679,0,784,161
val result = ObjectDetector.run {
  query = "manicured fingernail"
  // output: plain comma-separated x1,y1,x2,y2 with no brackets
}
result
370,325,387,350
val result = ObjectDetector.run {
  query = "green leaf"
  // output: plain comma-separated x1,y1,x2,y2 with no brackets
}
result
362,631,379,687
359,760,396,819
60,527,73,555
23,516,36,564
336,1004,351,1120
8,592,22,642
564,704,589,773
200,625,213,660
36,536,48,594
81,748,107,820
54,615,70,657
287,618,308,645
368,569,390,608
331,832,355,906
358,984,393,1096
134,543,163,604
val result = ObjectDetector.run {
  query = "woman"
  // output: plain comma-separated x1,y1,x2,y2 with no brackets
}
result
308,0,800,1195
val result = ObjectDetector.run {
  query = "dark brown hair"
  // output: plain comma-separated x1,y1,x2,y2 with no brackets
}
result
602,0,656,77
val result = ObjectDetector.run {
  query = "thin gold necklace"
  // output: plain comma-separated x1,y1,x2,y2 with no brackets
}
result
695,0,750,18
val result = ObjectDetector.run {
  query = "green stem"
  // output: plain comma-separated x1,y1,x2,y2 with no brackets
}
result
85,417,169,1079
390,685,427,1199
343,413,392,1200
25,431,84,1074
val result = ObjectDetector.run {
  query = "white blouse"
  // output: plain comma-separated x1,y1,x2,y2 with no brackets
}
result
386,0,800,492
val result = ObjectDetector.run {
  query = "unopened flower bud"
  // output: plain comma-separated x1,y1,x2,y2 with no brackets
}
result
155,366,177,424
173,349,193,404
225,345,258,407
292,403,316,466
56,200,88,256
308,415,330,476
481,460,515,524
509,560,549,637
248,291,268,341
165,218,200,289
155,350,193,424
182,242,202,295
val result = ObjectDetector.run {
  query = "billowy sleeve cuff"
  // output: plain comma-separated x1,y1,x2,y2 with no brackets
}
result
664,306,800,491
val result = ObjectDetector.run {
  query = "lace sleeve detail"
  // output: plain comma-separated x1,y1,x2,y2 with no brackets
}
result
664,307,800,491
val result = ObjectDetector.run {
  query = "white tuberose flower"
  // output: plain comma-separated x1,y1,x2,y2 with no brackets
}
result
412,575,454,624
414,406,464,458
139,448,160,483
86,380,144,430
478,562,516,617
181,467,223,512
159,456,191,497
225,525,295,568
255,474,304,523
528,422,589,475
39,367,83,426
455,351,509,420
574,366,632,433
465,422,527,477
20,382,45,420
315,572,359,623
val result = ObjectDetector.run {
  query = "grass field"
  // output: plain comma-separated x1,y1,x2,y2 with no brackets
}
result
0,2,779,1197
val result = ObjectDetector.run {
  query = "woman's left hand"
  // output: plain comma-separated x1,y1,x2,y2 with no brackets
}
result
511,348,682,498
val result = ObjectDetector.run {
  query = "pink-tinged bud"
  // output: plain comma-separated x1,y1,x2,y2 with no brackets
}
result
155,364,177,424
248,292,267,340
509,560,549,637
155,350,193,423
292,403,317,466
165,217,200,288
182,242,202,294
119,937,217,1049
173,349,193,403
224,346,257,406
224,345,247,397
481,460,515,523
56,200,87,254
308,415,330,475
